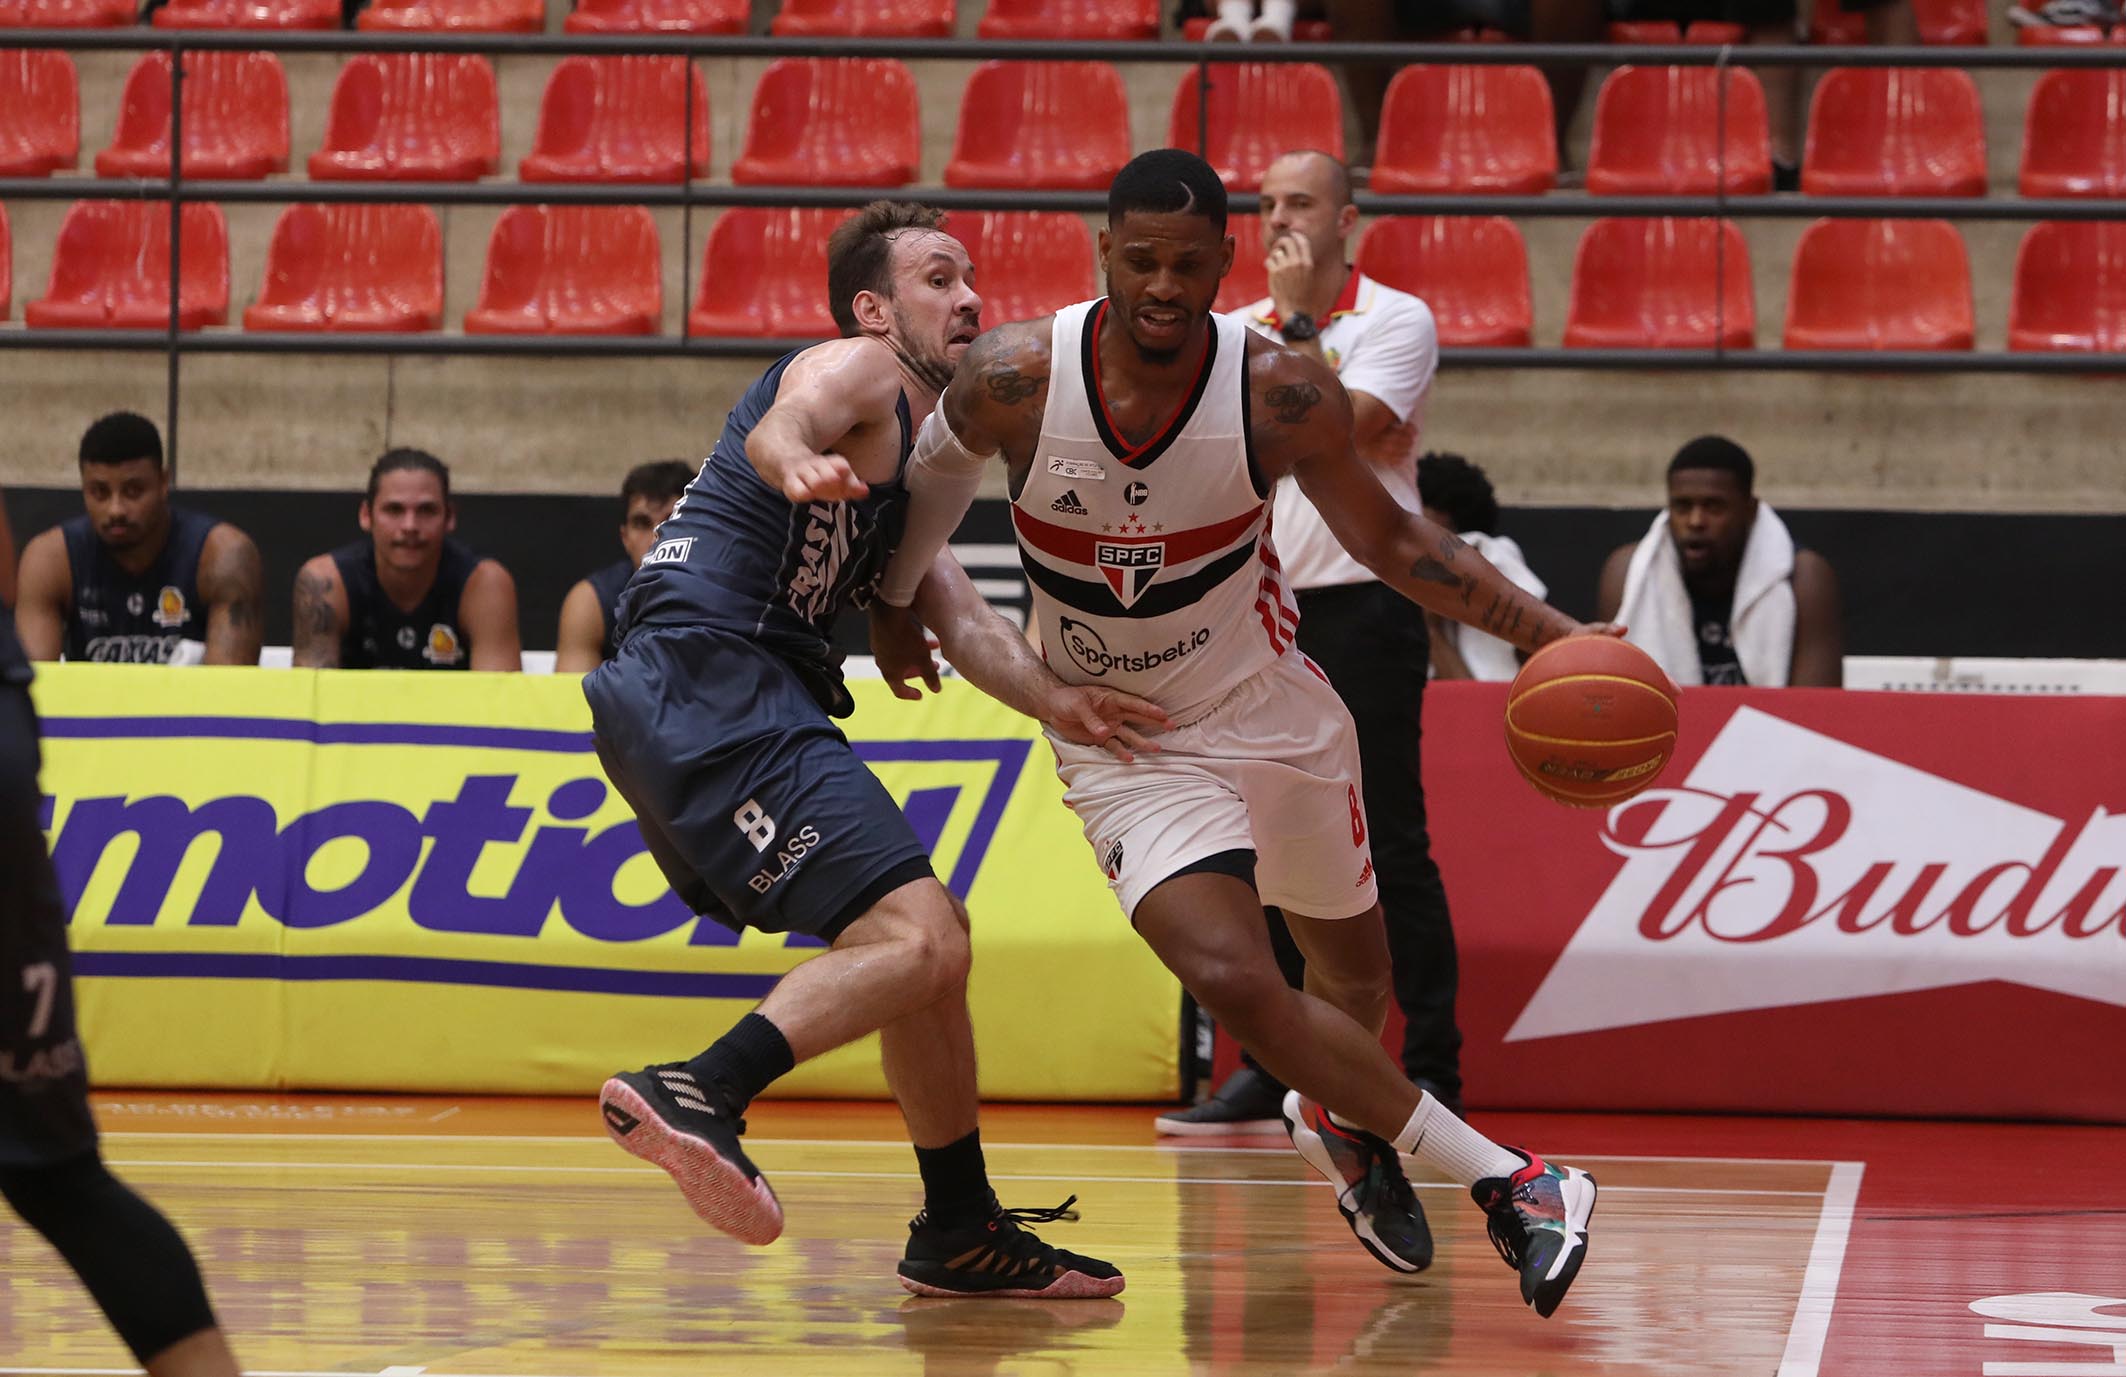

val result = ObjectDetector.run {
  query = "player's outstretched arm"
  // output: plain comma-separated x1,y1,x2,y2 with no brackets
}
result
1250,344,1590,655
13,530,70,660
198,523,264,665
745,338,906,504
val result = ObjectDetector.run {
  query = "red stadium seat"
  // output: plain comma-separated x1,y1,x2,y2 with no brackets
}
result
940,210,1093,325
1168,63,1343,191
1564,217,1753,348
1808,0,1866,42
977,0,1155,38
771,0,952,34
357,0,543,31
1371,65,1556,194
566,0,742,29
689,207,837,337
2021,69,2126,197
2009,221,2126,351
26,201,228,329
0,0,134,25
1607,19,1746,40
1,205,10,319
309,54,499,182
732,58,920,187
1178,14,1332,38
0,50,78,176
946,61,1129,190
465,205,661,335
1912,0,1987,42
521,57,708,183
153,0,336,27
1784,218,1972,350
1212,215,1269,316
1802,67,1986,197
245,204,442,332
1356,215,1532,347
96,51,288,180
1588,65,1769,195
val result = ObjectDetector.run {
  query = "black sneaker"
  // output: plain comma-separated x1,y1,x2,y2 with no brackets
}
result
600,1064,783,1246
1153,1066,1288,1136
897,1196,1126,1299
1281,1091,1434,1273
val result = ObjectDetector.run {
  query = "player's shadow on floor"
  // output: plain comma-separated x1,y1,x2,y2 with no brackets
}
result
891,1296,1126,1375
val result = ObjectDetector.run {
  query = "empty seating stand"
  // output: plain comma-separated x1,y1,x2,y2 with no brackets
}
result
0,50,77,176
1564,218,1754,349
689,207,838,337
97,50,288,180
1784,218,1973,350
245,204,443,332
1802,67,1987,197
946,61,1130,190
1371,65,1556,194
566,0,744,29
976,0,1156,38
1355,215,1533,347
358,0,543,32
2010,221,2126,351
1913,0,1988,43
521,57,709,183
1607,19,1745,41
152,0,337,27
771,0,953,34
939,211,1094,324
26,201,229,329
1169,63,1343,192
309,54,499,182
466,205,661,334
2022,69,2126,197
1212,214,1268,316
0,0,134,25
1587,65,1770,195
732,58,920,186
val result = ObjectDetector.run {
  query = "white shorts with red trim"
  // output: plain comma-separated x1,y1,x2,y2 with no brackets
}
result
1047,650,1380,922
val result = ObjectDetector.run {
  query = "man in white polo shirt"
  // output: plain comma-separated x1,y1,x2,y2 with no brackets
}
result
1154,149,1467,1137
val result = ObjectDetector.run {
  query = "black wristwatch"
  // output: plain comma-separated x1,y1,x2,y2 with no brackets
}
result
1280,312,1320,343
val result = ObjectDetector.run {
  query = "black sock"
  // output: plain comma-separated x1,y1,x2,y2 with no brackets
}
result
682,1013,794,1115
914,1130,995,1229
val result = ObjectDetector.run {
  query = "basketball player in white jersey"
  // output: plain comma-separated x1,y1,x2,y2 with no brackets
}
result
836,151,1612,1318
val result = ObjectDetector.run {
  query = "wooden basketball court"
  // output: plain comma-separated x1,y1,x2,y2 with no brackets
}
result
4,1094,2123,1376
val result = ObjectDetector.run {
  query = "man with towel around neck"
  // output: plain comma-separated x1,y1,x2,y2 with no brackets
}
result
1597,436,1844,688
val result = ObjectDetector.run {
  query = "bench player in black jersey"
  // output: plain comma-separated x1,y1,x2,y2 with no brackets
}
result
291,448,522,670
1,488,244,1375
587,202,1164,1299
554,459,694,673
15,412,263,666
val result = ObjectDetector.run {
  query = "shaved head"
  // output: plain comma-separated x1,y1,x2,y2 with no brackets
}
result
1265,149,1352,209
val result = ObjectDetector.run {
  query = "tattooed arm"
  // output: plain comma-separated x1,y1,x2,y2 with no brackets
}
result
1248,339,1591,654
198,524,265,665
289,555,349,668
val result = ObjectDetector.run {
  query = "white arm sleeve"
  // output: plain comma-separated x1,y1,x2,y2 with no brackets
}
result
875,400,997,608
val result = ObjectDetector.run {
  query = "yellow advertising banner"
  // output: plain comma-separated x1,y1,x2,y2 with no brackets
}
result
33,665,1181,1100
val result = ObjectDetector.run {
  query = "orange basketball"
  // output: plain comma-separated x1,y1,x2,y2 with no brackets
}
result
1505,636,1680,808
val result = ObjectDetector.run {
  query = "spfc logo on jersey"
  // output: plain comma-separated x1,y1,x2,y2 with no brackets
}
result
1095,542,1163,608
150,585,188,629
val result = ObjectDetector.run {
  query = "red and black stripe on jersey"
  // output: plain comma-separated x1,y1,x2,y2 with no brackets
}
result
1012,501,1266,619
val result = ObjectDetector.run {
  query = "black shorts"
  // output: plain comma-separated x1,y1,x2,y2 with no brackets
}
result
0,686,98,1168
582,626,934,944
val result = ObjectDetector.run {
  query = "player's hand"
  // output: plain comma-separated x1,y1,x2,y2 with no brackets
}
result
870,602,942,700
779,453,869,504
1570,621,1628,639
1265,233,1314,319
1043,685,1171,763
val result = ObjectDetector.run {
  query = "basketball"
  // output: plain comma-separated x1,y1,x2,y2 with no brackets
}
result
1505,635,1680,808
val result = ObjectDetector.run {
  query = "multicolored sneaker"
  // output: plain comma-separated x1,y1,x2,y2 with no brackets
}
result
897,1196,1127,1299
1471,1149,1597,1318
599,1064,783,1246
1281,1091,1434,1273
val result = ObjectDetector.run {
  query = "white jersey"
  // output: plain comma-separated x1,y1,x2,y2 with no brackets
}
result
1014,299,1297,725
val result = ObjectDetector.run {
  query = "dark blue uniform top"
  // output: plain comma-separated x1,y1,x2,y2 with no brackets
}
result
586,557,633,663
0,608,31,687
616,351,914,716
61,507,217,664
331,537,482,670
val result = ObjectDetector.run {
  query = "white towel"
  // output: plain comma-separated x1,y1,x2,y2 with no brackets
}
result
1617,503,1797,688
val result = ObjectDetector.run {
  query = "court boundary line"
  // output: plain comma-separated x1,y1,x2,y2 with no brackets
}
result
1776,1159,1865,1377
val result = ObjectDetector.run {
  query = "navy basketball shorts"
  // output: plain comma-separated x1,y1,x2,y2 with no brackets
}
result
582,626,934,944
0,687,99,1169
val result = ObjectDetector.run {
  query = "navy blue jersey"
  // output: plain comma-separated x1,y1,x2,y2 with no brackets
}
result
331,537,482,670
587,557,633,663
61,507,216,664
0,608,31,687
616,351,913,716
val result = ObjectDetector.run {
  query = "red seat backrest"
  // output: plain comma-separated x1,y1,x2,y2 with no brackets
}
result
940,210,1094,326
2021,69,2126,197
947,61,1130,190
523,56,710,182
1168,62,1344,191
100,50,288,177
770,0,954,35
1785,218,1973,349
0,50,79,176
976,0,1157,38
732,57,921,187
1565,217,1754,347
1587,65,1770,195
691,207,839,337
2009,220,2126,351
313,54,499,181
564,0,744,31
1372,65,1557,194
1802,67,1987,196
1213,215,1269,317
1356,215,1533,347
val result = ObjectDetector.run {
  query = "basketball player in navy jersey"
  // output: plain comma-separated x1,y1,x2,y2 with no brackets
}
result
864,151,1622,1318
585,202,1162,1299
554,459,694,673
291,448,522,671
0,488,244,1375
15,412,263,666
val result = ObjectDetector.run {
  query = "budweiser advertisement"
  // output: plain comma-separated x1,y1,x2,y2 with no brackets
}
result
1418,684,2126,1122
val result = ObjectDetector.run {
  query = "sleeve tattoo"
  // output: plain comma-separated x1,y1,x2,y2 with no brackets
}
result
292,568,339,647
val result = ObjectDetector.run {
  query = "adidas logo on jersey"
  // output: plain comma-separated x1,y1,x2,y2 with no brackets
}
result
1050,489,1089,516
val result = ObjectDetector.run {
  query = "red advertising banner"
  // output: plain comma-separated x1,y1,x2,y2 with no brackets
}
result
1344,685,2126,1122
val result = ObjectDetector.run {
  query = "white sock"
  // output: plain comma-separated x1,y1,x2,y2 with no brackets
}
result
1258,0,1296,27
1215,0,1251,24
1391,1092,1524,1187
